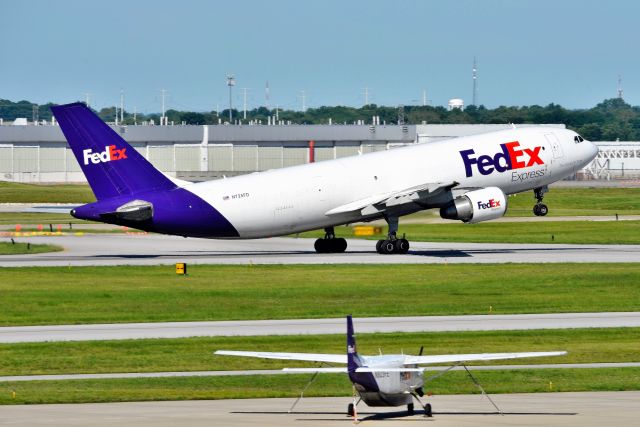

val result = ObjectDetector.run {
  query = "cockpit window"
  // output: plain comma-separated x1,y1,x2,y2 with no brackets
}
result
574,135,584,143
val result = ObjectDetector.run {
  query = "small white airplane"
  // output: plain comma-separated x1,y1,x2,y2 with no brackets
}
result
215,315,566,419
51,103,598,254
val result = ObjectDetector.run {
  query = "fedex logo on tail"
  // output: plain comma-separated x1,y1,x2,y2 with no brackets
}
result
83,145,127,165
460,141,543,177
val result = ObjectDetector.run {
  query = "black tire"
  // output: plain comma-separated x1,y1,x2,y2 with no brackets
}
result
533,204,541,216
395,238,410,254
425,403,432,417
407,403,414,415
382,240,396,254
334,237,347,253
314,238,327,253
538,203,549,216
376,239,384,253
347,403,354,417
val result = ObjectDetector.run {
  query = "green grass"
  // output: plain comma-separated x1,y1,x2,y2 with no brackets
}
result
0,181,94,203
1,264,640,326
0,212,81,225
2,368,639,405
504,187,640,217
0,242,62,255
1,328,638,376
298,221,640,244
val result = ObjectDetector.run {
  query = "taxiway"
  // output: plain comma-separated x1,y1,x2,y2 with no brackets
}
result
1,392,638,426
2,233,640,266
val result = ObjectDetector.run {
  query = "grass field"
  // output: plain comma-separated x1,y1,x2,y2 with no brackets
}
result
1,264,639,326
0,212,81,225
0,181,94,204
0,242,62,255
2,368,639,405
503,187,640,217
1,328,638,376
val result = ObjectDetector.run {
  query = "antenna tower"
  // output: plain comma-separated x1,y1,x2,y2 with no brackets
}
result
618,75,624,99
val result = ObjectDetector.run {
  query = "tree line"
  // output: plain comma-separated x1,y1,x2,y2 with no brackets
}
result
1,97,639,141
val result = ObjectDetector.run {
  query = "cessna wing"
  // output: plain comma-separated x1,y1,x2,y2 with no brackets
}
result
403,351,567,366
214,350,346,364
325,181,458,217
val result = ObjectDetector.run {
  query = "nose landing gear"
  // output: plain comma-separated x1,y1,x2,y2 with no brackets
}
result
533,186,549,217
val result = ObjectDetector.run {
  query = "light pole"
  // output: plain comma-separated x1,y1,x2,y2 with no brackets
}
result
226,75,235,123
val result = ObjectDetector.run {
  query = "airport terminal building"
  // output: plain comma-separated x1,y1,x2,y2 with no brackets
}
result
0,122,634,183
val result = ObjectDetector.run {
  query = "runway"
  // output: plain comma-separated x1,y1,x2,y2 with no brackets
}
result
2,312,639,343
2,233,640,266
1,392,638,426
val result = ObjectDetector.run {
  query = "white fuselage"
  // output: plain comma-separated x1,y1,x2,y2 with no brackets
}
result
185,127,597,238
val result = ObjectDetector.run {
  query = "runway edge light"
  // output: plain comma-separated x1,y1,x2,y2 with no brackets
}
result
176,263,187,275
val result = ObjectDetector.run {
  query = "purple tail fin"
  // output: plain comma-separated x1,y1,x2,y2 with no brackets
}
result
51,103,176,200
347,315,360,372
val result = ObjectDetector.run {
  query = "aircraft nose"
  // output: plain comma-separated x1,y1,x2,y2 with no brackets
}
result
587,140,599,160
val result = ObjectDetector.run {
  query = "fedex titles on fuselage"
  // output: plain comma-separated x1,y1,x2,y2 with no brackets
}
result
459,140,545,182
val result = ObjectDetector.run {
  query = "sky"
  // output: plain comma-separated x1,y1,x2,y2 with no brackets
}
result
1,0,638,113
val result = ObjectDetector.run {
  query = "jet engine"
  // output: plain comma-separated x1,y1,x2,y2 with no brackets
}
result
439,187,507,224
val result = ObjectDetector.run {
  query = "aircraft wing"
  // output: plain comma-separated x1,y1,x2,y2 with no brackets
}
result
214,350,347,364
324,181,457,216
404,351,567,365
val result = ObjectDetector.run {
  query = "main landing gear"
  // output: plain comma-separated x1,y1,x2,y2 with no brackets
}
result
533,186,549,217
410,391,433,417
314,227,347,253
376,216,409,255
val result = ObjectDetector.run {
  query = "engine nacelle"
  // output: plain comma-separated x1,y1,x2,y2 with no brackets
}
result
439,187,507,224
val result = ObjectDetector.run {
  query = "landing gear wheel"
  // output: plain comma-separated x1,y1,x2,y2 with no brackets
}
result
347,403,354,417
533,203,548,217
376,239,384,254
394,238,410,254
314,238,328,253
407,403,414,415
424,403,432,417
335,237,347,252
314,228,348,253
533,186,549,217
381,239,395,254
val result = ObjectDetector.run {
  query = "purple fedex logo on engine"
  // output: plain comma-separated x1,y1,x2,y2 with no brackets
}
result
83,145,127,165
460,141,543,178
477,199,501,210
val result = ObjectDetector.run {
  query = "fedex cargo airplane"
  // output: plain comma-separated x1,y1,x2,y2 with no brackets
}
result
51,103,598,254
216,315,566,419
